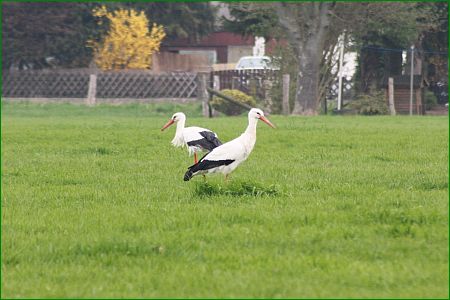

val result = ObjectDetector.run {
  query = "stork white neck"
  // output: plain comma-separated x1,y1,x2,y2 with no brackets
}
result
175,116,186,135
171,114,186,147
244,114,259,136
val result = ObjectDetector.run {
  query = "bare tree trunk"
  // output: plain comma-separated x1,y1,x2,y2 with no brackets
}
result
294,46,321,115
275,2,331,115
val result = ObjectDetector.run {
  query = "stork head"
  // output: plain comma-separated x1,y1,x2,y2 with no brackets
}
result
161,112,186,131
249,108,275,128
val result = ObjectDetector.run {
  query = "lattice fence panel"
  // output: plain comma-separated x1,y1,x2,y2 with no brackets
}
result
2,70,198,99
2,71,90,98
96,72,198,98
327,77,355,101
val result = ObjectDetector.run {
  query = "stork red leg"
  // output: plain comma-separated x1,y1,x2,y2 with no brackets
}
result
195,153,206,180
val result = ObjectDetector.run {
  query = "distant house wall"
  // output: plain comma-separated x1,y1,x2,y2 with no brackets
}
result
161,31,255,64
152,52,211,72
179,50,217,65
162,46,227,64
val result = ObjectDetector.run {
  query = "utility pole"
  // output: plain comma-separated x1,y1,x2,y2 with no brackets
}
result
337,33,345,111
409,45,415,116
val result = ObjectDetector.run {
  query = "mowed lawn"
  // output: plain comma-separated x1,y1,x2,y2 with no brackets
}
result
1,101,448,298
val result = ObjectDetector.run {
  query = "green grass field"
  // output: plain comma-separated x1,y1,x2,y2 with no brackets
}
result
2,101,448,298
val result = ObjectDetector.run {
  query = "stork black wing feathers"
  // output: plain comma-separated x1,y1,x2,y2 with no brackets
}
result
186,131,222,152
199,131,222,148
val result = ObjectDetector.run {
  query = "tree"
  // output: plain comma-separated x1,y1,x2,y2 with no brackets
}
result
225,2,442,115
2,2,215,70
145,2,216,42
2,2,97,69
102,2,217,42
221,3,279,39
223,2,331,115
275,3,332,115
274,2,439,114
344,3,441,93
420,2,448,84
88,6,165,70
224,2,333,115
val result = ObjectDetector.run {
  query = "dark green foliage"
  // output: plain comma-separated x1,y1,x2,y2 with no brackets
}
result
2,2,217,69
2,3,98,69
221,3,279,38
107,2,216,42
211,89,256,116
348,91,389,115
351,2,446,93
421,3,448,84
425,90,438,110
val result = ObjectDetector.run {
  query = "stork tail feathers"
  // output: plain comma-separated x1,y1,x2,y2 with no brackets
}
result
184,169,194,181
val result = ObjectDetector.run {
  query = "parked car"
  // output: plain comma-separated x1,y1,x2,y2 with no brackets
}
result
235,56,279,70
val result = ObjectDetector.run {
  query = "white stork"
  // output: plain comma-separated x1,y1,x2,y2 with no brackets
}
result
161,112,222,163
184,108,275,181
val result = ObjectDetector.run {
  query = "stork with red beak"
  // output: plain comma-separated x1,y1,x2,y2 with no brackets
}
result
184,108,275,181
161,112,222,163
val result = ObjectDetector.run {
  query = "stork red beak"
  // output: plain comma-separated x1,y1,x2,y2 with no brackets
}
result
161,119,175,131
259,116,276,128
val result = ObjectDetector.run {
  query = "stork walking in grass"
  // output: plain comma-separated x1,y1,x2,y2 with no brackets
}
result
184,108,275,181
161,112,222,163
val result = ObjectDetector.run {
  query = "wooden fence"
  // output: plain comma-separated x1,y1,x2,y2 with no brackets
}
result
152,52,210,73
2,70,198,101
3,69,284,114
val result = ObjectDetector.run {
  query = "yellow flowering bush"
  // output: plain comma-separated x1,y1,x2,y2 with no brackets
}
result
88,6,165,70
